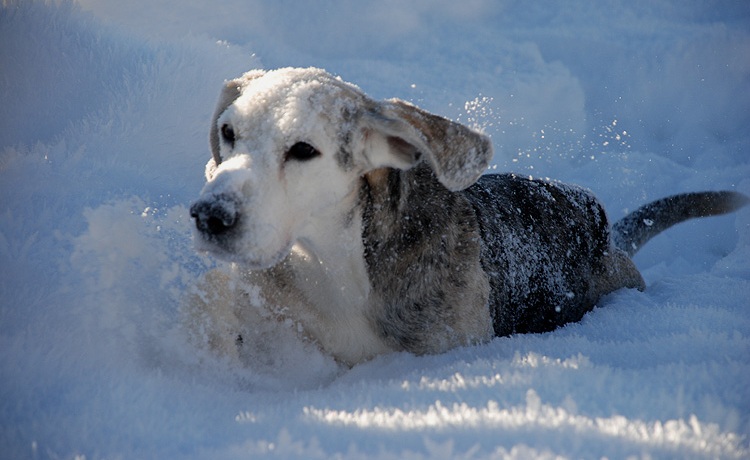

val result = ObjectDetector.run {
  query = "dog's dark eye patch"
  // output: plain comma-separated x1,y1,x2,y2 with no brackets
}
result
285,142,321,162
220,123,235,148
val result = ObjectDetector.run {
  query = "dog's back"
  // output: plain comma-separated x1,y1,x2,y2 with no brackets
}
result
464,174,748,337
464,174,643,336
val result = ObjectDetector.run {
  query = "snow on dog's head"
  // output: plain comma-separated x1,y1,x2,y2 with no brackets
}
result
190,67,492,267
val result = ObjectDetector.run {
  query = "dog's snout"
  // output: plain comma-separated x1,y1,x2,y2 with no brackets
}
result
190,195,239,236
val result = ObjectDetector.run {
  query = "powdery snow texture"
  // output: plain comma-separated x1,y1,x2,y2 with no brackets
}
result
1,1,749,458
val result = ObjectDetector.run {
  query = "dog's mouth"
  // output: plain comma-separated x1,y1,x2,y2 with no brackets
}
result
238,242,293,269
193,229,293,269
196,239,293,270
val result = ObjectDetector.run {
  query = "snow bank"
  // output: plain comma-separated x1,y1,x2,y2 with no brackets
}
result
1,1,748,458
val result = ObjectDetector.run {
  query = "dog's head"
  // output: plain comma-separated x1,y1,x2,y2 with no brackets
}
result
190,67,493,267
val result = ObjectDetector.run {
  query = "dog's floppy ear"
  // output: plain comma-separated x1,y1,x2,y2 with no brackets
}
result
361,98,493,191
209,70,267,166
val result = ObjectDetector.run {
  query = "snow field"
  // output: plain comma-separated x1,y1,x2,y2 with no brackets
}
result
1,1,749,458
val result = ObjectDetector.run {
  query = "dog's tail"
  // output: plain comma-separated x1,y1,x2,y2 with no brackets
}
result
611,191,749,256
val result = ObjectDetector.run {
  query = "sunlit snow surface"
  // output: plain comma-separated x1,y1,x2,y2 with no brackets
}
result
1,1,749,458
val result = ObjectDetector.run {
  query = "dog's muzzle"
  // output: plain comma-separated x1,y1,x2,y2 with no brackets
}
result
190,194,240,236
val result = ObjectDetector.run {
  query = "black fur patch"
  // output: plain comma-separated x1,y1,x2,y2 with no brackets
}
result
464,174,610,335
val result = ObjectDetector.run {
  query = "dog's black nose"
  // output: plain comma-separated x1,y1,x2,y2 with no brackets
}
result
190,195,239,235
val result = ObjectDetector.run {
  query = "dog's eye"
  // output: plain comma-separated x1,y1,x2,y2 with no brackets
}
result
285,142,321,162
220,123,235,147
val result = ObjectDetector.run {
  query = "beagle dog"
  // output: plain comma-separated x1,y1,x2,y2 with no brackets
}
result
189,67,748,366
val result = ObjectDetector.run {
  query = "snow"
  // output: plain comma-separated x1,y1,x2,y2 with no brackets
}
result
1,0,749,458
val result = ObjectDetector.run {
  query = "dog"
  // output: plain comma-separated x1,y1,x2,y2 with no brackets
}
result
188,67,748,366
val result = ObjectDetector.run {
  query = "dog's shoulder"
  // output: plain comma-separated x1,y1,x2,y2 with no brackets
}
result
360,164,493,354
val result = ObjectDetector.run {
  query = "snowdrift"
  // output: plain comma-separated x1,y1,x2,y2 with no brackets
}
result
1,1,748,458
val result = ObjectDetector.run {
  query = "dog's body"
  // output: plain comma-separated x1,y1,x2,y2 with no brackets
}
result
189,67,747,366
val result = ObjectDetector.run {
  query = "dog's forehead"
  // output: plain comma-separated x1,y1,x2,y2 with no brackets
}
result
227,69,364,140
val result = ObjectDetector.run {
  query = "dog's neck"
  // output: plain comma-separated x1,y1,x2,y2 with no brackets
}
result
291,220,370,310
283,186,394,364
294,184,368,295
